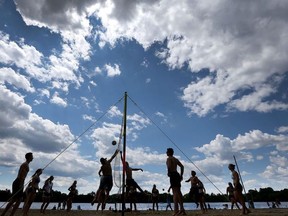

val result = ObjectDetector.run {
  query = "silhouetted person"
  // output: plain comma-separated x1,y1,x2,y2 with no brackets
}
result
120,151,145,194
166,190,173,211
166,148,186,216
66,180,77,212
151,184,159,211
228,164,250,215
92,149,119,208
40,176,54,213
1,152,33,216
226,182,240,210
23,168,43,216
186,171,207,213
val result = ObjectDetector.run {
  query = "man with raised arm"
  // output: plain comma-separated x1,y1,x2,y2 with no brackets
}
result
120,151,145,194
92,149,119,209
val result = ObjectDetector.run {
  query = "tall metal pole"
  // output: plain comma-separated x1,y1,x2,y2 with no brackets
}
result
121,92,128,216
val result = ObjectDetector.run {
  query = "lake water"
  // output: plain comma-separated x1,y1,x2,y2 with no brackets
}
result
1,201,287,211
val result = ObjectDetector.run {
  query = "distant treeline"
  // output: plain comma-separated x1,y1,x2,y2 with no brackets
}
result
0,187,287,203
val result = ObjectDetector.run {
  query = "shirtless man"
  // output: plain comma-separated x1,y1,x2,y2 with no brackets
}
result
125,161,144,193
166,148,186,216
186,171,207,212
186,171,200,208
92,149,119,207
119,151,145,194
228,164,250,215
1,152,33,216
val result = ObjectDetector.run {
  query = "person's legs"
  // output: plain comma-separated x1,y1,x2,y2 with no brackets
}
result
40,196,49,213
177,188,186,215
96,203,100,211
10,199,21,216
7,180,23,216
172,187,179,215
203,200,208,211
24,192,36,216
235,191,249,215
43,199,51,212
104,189,110,203
0,199,15,216
96,188,102,202
23,193,32,216
198,195,206,213
235,201,240,210
66,198,72,212
40,201,45,212
135,182,144,193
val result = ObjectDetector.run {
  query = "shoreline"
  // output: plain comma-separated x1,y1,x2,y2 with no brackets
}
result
1,208,288,216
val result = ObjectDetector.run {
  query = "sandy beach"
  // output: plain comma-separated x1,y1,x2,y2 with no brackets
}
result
1,209,288,216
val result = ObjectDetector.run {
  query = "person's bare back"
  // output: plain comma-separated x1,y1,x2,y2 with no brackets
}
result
101,162,112,176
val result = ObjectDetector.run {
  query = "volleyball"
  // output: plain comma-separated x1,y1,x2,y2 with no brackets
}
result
112,140,117,145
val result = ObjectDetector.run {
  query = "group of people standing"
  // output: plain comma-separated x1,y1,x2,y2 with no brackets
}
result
1,152,70,216
2,148,251,216
91,149,147,212
166,148,251,215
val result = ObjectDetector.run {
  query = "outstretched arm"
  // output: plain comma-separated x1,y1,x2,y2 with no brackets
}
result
108,149,120,163
132,168,143,172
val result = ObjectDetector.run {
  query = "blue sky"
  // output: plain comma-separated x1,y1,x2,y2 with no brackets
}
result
0,0,288,197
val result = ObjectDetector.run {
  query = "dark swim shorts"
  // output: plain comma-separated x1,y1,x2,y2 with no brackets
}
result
12,178,24,199
99,175,113,191
169,172,181,188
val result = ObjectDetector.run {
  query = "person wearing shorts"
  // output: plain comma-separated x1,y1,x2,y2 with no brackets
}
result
166,148,186,216
1,152,33,216
92,149,119,208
